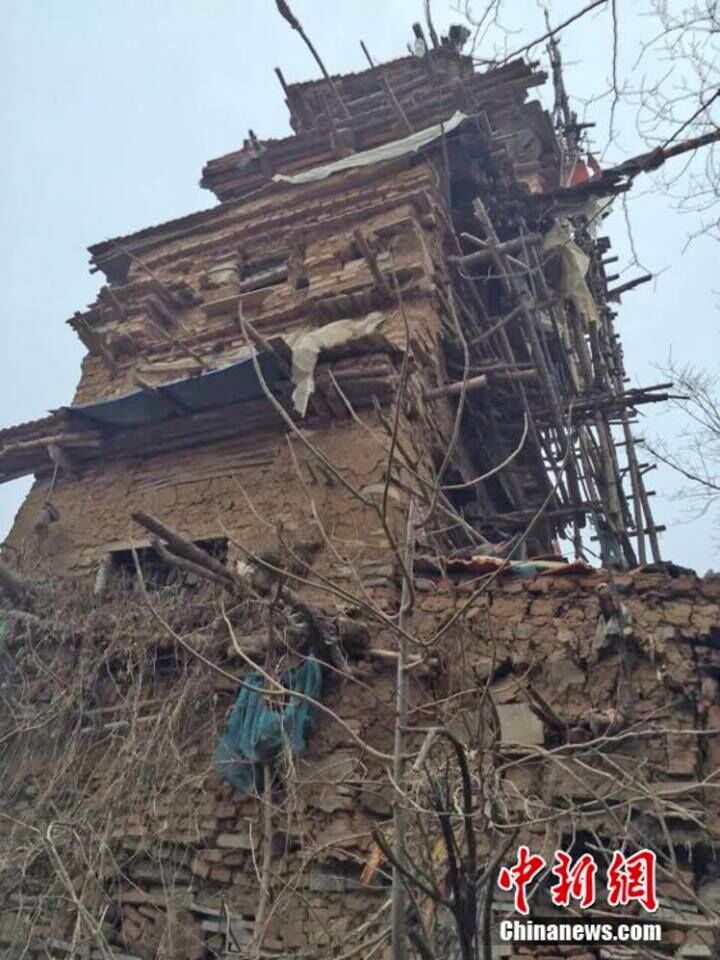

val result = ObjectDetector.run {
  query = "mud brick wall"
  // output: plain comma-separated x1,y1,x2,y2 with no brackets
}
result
71,166,441,407
2,45,707,960
6,160,464,579
2,566,719,958
8,416,414,584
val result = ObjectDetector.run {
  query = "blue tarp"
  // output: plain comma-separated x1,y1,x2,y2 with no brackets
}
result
64,351,285,430
214,657,322,793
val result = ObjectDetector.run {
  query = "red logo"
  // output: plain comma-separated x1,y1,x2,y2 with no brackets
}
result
497,845,546,915
550,851,598,908
607,849,658,913
498,847,658,915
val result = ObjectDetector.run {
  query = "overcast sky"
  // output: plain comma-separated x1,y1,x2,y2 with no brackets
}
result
1,0,717,571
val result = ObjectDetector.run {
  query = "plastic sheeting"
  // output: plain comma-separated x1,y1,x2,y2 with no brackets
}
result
542,223,599,327
64,351,285,430
64,312,388,430
285,311,386,415
272,112,467,186
444,556,594,578
213,657,321,793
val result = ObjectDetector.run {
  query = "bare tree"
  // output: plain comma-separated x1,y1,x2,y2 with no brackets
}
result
645,360,720,541
628,1,720,240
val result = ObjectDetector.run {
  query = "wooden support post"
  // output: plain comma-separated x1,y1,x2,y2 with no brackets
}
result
237,308,292,376
107,239,185,308
275,66,313,129
144,314,207,368
618,415,647,565
353,228,392,299
472,199,575,519
94,554,112,598
147,294,178,330
274,65,291,97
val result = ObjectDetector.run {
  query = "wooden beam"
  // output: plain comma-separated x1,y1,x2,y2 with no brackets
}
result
353,228,392,299
360,40,413,134
453,232,543,269
591,524,666,541
131,512,237,587
607,273,652,301
424,368,537,400
70,313,118,375
237,264,288,293
0,432,102,457
151,539,229,587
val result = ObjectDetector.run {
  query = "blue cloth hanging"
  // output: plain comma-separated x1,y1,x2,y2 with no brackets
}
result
213,656,322,793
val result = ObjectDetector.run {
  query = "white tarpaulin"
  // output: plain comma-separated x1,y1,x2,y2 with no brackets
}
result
542,223,599,327
285,312,385,416
272,112,468,186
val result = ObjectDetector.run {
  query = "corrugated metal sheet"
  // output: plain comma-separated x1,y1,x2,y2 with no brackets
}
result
64,352,285,430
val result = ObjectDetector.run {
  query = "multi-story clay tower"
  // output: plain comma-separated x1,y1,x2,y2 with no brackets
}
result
1,23,667,575
1,19,719,960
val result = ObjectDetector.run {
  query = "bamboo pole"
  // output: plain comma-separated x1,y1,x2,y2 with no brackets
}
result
471,201,573,518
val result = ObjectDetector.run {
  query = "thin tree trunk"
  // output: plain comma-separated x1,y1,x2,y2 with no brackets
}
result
391,498,417,959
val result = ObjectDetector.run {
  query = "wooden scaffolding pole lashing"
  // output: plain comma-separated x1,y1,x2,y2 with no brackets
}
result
274,0,352,121
360,40,414,134
471,199,580,519
424,368,537,401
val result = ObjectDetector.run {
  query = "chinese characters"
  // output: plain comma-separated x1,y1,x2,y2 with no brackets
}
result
498,847,658,916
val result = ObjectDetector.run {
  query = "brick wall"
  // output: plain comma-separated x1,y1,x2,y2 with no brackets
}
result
2,566,718,958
